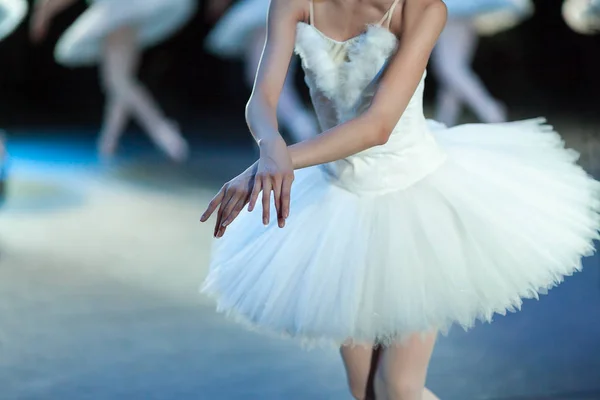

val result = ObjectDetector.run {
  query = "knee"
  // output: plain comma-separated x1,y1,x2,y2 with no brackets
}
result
101,69,135,96
376,372,424,400
345,373,368,400
347,382,368,400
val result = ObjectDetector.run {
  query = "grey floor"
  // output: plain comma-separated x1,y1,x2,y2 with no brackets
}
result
1,133,599,400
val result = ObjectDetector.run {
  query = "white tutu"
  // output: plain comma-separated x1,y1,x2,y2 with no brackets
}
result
205,0,270,58
444,0,534,36
562,0,600,35
55,0,197,67
202,119,600,347
0,0,27,41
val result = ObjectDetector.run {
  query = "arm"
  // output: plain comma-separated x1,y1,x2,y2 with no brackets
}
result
201,0,306,234
245,0,305,147
288,0,447,169
30,0,79,43
244,0,306,222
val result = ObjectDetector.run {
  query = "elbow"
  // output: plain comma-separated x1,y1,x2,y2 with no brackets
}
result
373,126,392,146
369,119,394,147
245,87,277,127
244,99,255,127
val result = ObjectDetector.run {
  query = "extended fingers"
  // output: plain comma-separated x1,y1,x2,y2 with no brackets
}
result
280,172,294,220
248,177,262,212
219,197,248,233
262,178,272,225
200,188,225,222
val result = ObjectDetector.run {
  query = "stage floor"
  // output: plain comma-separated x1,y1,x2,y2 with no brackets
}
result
1,132,599,400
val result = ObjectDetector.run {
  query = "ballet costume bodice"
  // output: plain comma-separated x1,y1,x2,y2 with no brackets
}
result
294,1,447,194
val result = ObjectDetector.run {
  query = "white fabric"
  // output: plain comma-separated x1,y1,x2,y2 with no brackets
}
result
0,0,27,41
444,0,534,36
205,0,270,58
562,0,600,35
202,22,600,347
55,0,197,67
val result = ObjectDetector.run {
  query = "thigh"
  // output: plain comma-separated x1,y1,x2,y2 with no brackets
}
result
377,332,437,392
340,344,378,399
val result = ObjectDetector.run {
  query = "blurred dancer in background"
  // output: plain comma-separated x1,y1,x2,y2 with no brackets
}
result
30,0,197,162
431,0,533,126
563,0,600,34
205,0,318,142
0,0,28,206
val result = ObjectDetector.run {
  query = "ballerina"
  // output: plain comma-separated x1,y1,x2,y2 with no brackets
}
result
0,0,28,206
30,0,197,162
199,0,600,398
431,0,533,126
205,0,319,142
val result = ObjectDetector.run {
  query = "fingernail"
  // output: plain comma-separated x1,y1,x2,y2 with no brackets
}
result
222,221,228,227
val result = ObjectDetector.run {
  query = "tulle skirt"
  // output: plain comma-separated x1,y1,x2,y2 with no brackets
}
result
55,0,196,67
205,0,270,58
0,0,27,41
562,0,600,35
202,119,600,347
444,0,534,35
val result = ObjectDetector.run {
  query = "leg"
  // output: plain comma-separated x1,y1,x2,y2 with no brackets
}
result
98,29,140,157
101,26,188,162
244,29,318,142
374,332,439,400
431,19,507,126
97,97,129,158
98,46,139,158
340,344,378,400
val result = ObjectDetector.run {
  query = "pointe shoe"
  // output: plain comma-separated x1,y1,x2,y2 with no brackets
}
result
152,121,190,163
477,99,508,124
490,100,508,123
97,132,119,160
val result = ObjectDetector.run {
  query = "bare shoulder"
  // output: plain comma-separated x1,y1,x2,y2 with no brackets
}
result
401,0,447,32
269,0,311,23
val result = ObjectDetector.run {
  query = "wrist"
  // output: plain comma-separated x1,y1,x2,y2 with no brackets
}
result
258,136,285,152
288,143,302,170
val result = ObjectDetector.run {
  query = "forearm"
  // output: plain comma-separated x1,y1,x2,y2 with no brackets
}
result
287,112,387,170
245,92,285,147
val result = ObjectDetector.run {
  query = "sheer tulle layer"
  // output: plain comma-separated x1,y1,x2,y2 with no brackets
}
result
205,0,270,58
55,0,196,66
0,0,27,41
202,119,600,347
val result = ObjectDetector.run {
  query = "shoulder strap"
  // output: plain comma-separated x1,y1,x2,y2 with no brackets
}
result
377,0,402,28
309,0,315,25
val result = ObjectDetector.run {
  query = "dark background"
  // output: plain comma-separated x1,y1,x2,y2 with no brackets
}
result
1,0,599,143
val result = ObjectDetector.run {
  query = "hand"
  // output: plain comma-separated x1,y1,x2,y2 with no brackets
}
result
249,136,294,228
200,162,257,238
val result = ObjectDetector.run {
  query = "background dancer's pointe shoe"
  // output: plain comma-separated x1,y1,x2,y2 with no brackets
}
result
153,121,189,163
97,131,120,160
